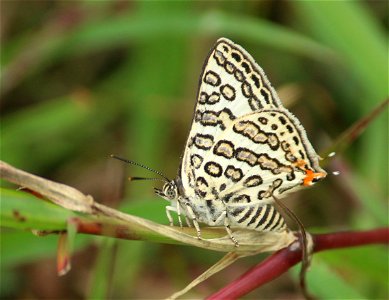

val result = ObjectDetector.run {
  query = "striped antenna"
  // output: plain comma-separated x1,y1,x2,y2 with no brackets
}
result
128,176,165,182
110,155,170,182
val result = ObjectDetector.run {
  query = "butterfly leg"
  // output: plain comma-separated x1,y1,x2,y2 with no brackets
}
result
184,202,202,240
176,200,183,228
165,205,177,227
166,203,192,228
184,216,193,228
212,210,239,247
223,211,239,247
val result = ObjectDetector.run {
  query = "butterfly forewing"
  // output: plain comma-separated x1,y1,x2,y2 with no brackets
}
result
181,38,283,195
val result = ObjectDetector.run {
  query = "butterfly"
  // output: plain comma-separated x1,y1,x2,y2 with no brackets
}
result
153,38,327,246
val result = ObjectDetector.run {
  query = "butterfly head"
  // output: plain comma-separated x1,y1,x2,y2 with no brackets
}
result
110,155,178,201
154,180,179,201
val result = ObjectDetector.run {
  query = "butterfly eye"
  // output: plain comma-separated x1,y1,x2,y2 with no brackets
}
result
165,189,175,200
167,188,176,199
162,183,176,200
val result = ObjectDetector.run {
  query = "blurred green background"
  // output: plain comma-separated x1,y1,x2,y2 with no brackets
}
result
1,1,387,299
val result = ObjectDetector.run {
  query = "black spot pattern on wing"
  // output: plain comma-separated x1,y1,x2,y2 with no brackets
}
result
213,140,235,159
204,71,221,86
243,175,263,187
190,154,203,169
204,161,223,177
195,177,208,198
231,51,242,62
193,134,214,150
224,165,243,182
220,84,236,101
196,108,236,130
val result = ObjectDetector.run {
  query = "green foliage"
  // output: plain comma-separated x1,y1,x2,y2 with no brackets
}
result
1,1,387,299
1,189,74,230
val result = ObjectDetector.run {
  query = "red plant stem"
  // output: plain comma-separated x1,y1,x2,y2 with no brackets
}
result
207,228,389,300
313,228,389,252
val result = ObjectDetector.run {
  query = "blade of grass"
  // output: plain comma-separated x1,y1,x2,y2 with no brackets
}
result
109,241,147,299
2,9,337,96
294,1,388,197
1,94,122,171
295,2,386,101
0,188,75,230
323,98,388,158
87,239,116,300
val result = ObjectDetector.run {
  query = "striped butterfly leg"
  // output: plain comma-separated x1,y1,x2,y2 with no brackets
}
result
224,211,239,247
165,201,194,229
176,198,193,228
174,199,239,246
183,200,202,240
165,205,182,227
184,215,193,228
212,207,240,247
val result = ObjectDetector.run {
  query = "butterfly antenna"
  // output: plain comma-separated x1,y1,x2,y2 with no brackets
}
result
128,176,166,182
273,196,314,300
110,155,170,182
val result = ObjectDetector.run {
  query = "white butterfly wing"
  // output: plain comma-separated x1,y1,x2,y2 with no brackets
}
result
179,38,284,197
177,38,326,231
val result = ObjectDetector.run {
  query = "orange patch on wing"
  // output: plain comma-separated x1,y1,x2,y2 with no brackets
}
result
303,169,326,186
303,169,315,186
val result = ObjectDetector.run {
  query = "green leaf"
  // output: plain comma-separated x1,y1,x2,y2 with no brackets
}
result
87,239,115,300
0,188,76,230
318,247,388,295
291,256,364,299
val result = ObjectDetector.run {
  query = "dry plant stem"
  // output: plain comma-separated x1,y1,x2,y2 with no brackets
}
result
167,252,242,300
207,228,389,300
0,160,295,253
0,161,94,213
